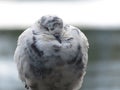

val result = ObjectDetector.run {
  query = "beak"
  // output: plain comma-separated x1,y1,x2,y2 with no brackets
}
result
54,33,61,43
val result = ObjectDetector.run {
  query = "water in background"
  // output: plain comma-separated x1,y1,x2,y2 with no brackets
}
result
0,29,120,90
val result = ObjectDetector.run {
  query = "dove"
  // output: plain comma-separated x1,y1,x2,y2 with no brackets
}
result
14,15,89,90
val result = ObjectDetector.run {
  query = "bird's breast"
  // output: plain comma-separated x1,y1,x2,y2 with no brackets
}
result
33,34,78,61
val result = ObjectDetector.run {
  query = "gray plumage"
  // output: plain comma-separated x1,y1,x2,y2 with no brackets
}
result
14,15,89,90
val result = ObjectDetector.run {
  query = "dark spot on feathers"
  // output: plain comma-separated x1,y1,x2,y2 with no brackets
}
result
56,56,65,66
44,26,49,31
53,45,61,52
75,54,82,66
76,61,84,70
30,63,53,79
31,36,44,57
32,36,36,41
67,45,81,64
77,44,81,50
54,35,62,43
67,37,74,41
53,16,59,20
54,48,60,52
67,45,84,70
75,45,84,70
25,72,29,79
32,30,37,35
67,59,76,64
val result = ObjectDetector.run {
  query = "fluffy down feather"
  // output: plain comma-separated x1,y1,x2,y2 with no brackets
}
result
14,15,89,90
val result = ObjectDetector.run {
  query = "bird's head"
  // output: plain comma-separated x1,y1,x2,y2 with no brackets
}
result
40,15,63,36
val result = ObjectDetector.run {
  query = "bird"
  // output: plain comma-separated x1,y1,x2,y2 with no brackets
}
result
14,15,89,90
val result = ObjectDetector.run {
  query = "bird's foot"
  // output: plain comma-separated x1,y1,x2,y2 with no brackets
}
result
25,84,29,90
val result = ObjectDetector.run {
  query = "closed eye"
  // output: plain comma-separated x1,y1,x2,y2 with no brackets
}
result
67,37,74,41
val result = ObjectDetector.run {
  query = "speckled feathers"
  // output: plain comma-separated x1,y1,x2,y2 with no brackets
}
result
14,15,89,90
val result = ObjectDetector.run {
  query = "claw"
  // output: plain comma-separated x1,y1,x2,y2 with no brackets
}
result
25,84,29,89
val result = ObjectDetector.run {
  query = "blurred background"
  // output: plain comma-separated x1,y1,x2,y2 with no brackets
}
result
0,0,120,90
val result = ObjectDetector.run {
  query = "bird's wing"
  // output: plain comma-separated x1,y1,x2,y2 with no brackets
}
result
14,26,41,85
14,28,30,80
14,27,44,90
59,25,89,90
66,25,89,70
